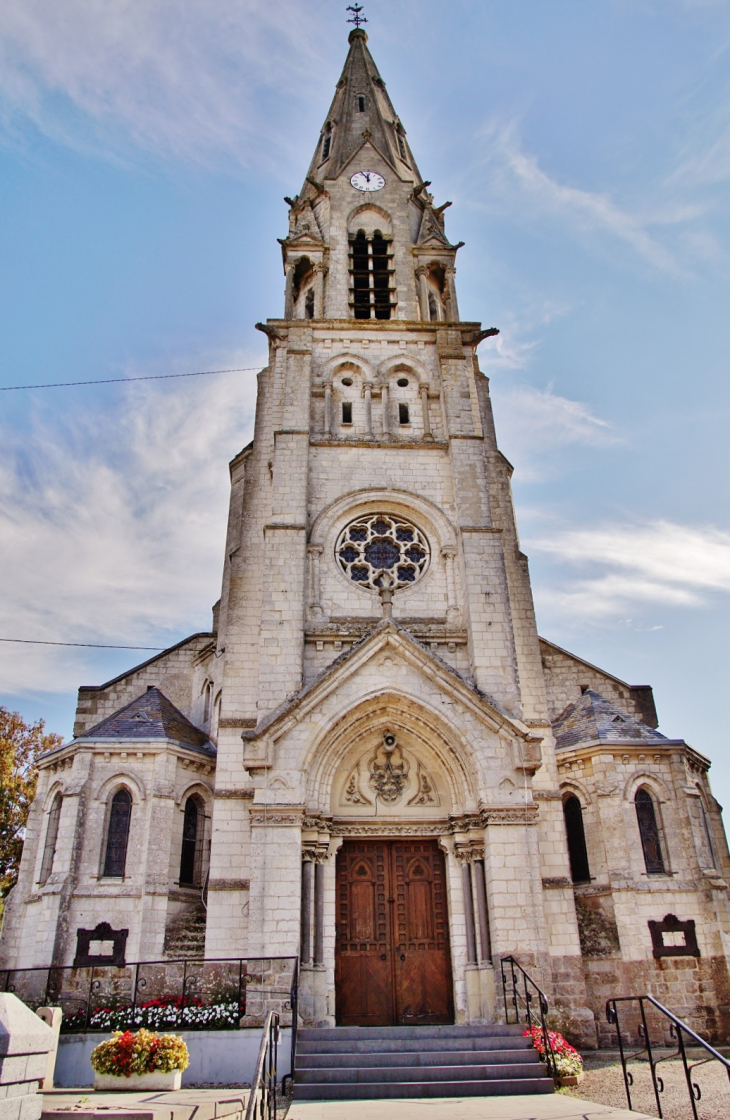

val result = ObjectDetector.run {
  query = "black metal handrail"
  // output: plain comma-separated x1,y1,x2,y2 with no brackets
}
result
245,1010,280,1120
0,955,297,1034
606,994,730,1119
500,955,557,1078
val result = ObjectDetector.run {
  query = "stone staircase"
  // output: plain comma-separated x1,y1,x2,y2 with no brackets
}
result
293,1023,555,1101
163,903,207,959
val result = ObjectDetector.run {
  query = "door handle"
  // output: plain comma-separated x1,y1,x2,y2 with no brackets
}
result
400,954,406,961
380,954,387,960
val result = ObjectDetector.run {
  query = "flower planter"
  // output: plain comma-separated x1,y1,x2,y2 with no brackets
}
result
557,1073,584,1087
94,1070,182,1091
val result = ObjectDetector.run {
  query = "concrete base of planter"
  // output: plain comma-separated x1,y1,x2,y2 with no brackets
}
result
557,1073,584,1087
93,1070,182,1091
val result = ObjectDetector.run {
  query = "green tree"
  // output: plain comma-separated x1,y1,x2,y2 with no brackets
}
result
0,707,63,902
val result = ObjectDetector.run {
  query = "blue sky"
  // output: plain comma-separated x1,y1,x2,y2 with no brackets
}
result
1,1,730,807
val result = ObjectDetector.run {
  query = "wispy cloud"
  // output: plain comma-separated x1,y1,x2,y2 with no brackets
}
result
527,519,730,621
473,119,688,274
489,382,618,481
0,353,262,694
0,0,331,170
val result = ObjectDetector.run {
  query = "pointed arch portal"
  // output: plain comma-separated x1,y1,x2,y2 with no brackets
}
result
335,838,453,1026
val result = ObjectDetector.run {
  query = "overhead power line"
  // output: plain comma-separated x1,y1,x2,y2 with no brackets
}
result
0,638,166,650
0,366,263,392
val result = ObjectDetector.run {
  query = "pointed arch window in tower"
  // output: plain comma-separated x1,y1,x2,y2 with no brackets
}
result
357,95,366,113
321,124,332,161
349,230,394,320
179,795,205,887
635,787,665,874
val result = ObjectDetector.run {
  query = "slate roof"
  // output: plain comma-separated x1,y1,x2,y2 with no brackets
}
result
78,687,215,755
553,689,668,752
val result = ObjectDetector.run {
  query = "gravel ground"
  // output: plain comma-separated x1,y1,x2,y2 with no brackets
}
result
563,1052,730,1119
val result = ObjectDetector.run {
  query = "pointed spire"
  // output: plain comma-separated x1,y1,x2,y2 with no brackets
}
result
304,27,422,188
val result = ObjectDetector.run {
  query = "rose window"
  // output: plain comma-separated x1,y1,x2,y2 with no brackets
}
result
336,514,430,589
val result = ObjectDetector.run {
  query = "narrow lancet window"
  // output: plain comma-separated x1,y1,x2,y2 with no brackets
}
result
357,95,366,112
563,795,590,882
399,403,409,425
39,793,62,884
179,796,201,886
305,288,315,319
103,788,132,878
342,401,353,424
635,787,665,874
397,132,407,160
322,126,332,160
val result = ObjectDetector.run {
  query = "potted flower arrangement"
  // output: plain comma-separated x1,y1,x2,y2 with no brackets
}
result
90,1028,189,1090
524,1025,584,1086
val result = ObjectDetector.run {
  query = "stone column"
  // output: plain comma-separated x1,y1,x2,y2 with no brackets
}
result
314,263,327,319
313,859,325,966
300,858,313,965
307,545,323,617
363,382,373,437
461,861,477,965
420,383,433,439
445,266,459,322
473,857,492,963
381,384,390,437
442,546,458,623
324,385,332,437
284,262,295,319
416,266,430,320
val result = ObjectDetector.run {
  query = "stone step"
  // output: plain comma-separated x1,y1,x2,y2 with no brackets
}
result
297,1047,541,1070
296,1033,531,1055
293,1077,555,1101
296,1062,547,1085
298,1023,523,1042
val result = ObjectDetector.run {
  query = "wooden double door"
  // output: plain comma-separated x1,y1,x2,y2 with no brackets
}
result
335,839,454,1026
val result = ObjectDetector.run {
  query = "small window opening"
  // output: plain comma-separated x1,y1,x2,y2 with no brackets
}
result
39,793,62,885
398,403,409,425
305,288,315,319
357,95,366,112
322,125,332,160
203,681,213,724
563,795,590,883
103,788,132,878
397,132,407,160
341,376,353,386
342,401,353,424
179,796,203,887
397,377,409,387
428,292,438,321
635,787,665,874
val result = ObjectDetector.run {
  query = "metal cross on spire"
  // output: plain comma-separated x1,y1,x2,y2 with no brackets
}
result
346,4,367,29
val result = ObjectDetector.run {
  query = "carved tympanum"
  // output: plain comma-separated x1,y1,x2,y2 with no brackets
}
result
342,732,439,808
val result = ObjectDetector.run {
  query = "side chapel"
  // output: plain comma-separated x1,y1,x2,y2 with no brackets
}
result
3,24,730,1043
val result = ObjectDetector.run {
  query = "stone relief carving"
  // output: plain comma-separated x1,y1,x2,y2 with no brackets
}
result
341,731,439,808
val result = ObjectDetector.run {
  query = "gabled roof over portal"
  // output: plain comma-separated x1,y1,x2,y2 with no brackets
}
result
76,686,215,755
243,619,541,757
553,688,667,752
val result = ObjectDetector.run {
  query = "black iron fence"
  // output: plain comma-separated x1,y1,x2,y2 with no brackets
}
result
606,994,730,1120
0,956,298,1035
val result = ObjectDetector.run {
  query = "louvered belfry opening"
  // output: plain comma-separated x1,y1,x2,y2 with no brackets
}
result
349,230,394,319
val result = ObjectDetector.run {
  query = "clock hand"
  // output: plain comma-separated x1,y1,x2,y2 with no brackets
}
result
364,172,371,182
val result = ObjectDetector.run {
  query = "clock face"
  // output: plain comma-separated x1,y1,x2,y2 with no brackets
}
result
350,170,385,192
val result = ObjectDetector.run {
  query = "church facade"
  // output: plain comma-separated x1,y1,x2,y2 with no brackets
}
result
3,27,730,1045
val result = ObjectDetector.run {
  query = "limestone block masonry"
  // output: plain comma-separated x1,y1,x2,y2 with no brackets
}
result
0,994,55,1120
2,25,729,1047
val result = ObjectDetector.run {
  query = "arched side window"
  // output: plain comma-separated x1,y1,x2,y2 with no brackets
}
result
179,795,205,887
635,787,665,874
103,788,132,878
563,795,590,883
698,794,717,870
39,793,62,885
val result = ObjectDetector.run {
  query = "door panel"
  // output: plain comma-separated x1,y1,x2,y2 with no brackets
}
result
335,839,453,1026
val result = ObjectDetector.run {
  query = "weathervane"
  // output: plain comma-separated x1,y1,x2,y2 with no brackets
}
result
346,4,367,29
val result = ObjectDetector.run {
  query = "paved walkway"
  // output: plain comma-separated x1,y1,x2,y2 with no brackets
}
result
288,1095,653,1120
42,1088,248,1120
